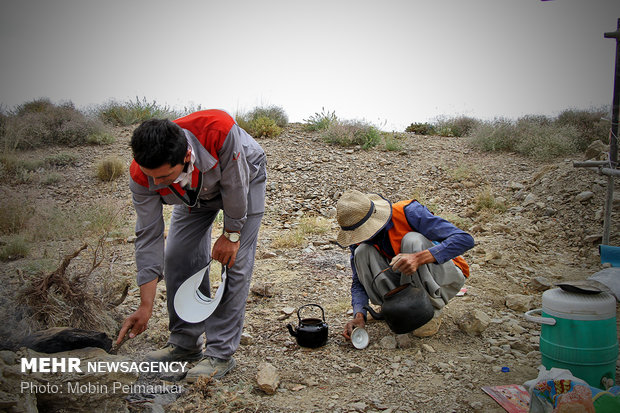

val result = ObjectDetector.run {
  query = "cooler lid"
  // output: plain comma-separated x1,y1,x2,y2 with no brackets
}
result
542,288,617,320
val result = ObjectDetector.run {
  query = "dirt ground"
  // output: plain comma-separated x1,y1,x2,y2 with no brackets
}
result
1,123,619,412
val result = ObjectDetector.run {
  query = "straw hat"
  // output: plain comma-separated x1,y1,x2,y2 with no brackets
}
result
336,190,392,246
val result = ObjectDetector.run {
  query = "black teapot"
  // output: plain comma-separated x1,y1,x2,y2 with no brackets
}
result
364,283,434,334
286,304,328,348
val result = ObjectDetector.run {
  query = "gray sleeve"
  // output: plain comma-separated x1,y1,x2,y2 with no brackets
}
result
218,125,250,232
130,178,165,286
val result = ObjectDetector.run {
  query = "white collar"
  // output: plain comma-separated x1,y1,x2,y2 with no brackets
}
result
173,138,196,188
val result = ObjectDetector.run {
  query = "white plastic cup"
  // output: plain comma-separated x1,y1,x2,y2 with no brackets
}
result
351,327,369,349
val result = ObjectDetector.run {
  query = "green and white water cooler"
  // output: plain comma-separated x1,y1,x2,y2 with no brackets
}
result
525,288,618,388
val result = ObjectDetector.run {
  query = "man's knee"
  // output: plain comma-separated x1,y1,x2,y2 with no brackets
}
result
353,243,376,266
401,232,433,254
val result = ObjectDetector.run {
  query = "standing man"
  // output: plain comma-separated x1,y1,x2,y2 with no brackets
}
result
116,110,266,381
337,190,474,340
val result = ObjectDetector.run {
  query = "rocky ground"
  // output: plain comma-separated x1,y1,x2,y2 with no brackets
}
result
1,123,619,412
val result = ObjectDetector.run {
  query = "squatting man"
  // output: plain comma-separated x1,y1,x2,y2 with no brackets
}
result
116,110,266,381
336,190,474,339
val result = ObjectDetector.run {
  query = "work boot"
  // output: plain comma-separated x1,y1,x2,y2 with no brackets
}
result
145,344,203,362
185,356,236,382
412,316,442,338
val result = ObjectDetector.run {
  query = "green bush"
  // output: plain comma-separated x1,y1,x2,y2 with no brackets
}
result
405,122,435,135
236,105,288,138
86,131,115,145
468,116,581,160
304,108,338,131
514,122,579,160
434,116,481,137
382,133,405,151
467,118,516,153
98,97,177,125
322,120,381,149
1,99,108,150
247,105,288,128
247,116,282,138
45,152,79,167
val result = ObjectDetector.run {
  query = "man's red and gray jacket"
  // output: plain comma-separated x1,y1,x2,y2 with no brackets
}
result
129,110,266,286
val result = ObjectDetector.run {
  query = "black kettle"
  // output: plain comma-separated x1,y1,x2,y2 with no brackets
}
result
286,304,328,348
364,284,434,334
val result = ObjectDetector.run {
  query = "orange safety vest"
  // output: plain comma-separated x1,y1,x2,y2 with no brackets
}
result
386,200,470,278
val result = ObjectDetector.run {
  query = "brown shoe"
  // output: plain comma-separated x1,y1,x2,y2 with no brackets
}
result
145,344,203,362
412,316,442,337
186,356,236,382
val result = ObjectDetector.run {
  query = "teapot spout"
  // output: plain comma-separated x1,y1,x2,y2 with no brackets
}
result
286,324,298,337
363,305,384,320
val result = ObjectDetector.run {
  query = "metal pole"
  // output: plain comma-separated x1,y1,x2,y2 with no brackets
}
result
602,18,620,245
604,18,620,168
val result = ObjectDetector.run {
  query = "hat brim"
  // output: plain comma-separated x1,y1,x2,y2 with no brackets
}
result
173,265,227,323
337,194,392,247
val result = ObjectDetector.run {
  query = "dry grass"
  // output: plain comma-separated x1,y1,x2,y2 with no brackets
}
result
0,195,34,235
170,377,257,413
474,187,507,212
449,164,478,183
96,156,125,181
271,229,305,249
271,214,332,249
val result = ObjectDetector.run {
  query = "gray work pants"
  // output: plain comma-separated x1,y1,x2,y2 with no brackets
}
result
163,166,265,359
354,232,465,311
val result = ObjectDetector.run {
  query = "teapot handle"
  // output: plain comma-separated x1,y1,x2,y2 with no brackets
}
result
297,304,326,322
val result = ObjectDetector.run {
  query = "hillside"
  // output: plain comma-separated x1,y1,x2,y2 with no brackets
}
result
1,123,619,412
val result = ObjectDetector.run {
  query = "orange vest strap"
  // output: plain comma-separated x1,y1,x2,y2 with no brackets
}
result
388,200,470,278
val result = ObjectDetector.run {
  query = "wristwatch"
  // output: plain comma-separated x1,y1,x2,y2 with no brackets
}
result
223,231,240,242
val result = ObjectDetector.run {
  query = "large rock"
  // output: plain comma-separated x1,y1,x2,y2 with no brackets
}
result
457,309,491,336
256,362,279,395
2,347,139,413
505,294,533,312
584,140,608,160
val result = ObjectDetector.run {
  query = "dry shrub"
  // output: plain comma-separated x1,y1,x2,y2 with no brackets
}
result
0,194,34,235
97,97,177,126
96,156,125,181
0,235,30,261
17,239,123,337
474,187,506,212
169,378,256,413
2,99,107,150
322,120,381,149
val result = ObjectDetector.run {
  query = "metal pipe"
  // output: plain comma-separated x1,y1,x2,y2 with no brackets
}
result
602,18,620,245
573,161,609,167
600,167,620,177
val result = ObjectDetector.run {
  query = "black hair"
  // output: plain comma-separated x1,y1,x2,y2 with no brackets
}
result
131,119,188,169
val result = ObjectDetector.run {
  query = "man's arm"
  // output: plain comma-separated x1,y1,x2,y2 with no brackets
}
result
117,179,166,344
116,278,156,345
405,201,474,263
343,247,369,340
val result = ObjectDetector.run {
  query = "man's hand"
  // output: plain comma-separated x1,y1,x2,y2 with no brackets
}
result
212,234,240,268
116,304,152,345
389,250,436,276
342,312,366,340
115,278,157,346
